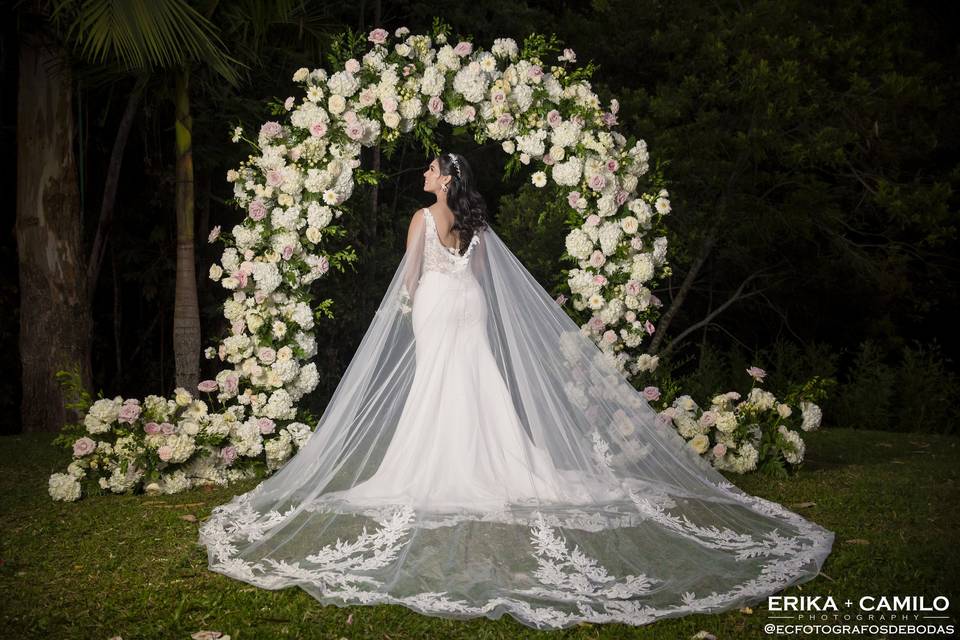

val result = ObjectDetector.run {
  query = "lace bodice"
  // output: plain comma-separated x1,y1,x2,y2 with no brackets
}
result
422,208,480,276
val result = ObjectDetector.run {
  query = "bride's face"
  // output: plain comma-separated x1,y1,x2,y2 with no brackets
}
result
422,158,450,194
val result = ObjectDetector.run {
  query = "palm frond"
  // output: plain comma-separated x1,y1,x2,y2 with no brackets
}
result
51,0,244,84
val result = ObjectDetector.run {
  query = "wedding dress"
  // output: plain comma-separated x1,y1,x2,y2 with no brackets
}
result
199,207,834,629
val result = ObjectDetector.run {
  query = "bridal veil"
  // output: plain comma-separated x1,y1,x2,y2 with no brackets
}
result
198,213,834,629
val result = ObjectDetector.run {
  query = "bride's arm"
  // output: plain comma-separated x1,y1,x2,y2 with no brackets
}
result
399,210,425,314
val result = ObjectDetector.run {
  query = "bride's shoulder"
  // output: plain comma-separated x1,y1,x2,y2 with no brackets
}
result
408,208,426,227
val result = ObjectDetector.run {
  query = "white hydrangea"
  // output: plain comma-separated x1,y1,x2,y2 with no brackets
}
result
565,228,594,261
285,422,313,448
263,389,296,420
800,401,823,431
516,129,547,157
327,70,360,97
251,261,282,296
159,469,193,495
551,121,581,148
232,420,264,457
551,156,583,186
420,65,446,96
48,473,81,501
598,222,622,256
491,37,519,59
779,425,806,464
452,63,488,102
265,430,294,471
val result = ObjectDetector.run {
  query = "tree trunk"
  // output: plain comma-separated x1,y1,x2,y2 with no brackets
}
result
86,74,148,300
173,66,200,392
15,27,92,432
648,224,719,355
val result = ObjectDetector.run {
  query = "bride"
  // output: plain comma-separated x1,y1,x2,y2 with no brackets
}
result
199,152,834,629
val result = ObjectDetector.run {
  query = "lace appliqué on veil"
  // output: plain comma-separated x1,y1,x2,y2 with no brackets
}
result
199,479,832,629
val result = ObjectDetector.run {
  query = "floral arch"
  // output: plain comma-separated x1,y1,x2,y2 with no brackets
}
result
48,25,676,500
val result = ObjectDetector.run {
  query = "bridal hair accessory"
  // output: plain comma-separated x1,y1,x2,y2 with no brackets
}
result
447,153,462,177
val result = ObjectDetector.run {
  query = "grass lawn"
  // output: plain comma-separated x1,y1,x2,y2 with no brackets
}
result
1,428,958,639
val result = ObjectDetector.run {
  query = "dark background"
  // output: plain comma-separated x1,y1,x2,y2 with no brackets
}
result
3,0,959,435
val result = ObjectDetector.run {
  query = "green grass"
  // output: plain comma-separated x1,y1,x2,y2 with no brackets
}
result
1,429,958,639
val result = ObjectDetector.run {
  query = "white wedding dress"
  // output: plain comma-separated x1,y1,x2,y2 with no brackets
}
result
199,207,834,629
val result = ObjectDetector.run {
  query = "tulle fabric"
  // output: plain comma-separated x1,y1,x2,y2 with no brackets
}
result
199,209,834,629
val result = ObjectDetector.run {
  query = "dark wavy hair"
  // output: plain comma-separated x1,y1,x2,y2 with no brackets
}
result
437,152,489,254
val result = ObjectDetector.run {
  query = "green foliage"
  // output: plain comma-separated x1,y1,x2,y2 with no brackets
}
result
836,339,959,434
49,0,243,85
324,28,367,70
51,366,97,450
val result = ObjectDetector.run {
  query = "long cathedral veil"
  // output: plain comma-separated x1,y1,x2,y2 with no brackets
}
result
199,213,834,629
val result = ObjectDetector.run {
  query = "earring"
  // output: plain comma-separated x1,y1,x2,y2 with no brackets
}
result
441,184,448,192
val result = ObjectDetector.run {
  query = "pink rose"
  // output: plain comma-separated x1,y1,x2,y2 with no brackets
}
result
644,320,656,335
571,114,585,127
527,65,543,82
224,375,239,395
381,96,398,113
346,122,365,140
746,366,767,382
593,274,607,286
543,153,555,166
567,191,581,208
712,443,728,458
217,344,227,360
159,422,175,435
588,174,606,191
359,87,377,107
453,41,473,57
615,189,629,206
496,113,513,128
234,268,249,289
284,96,295,110
117,402,141,424
588,316,605,333
248,199,267,221
642,386,661,401
282,244,294,260
602,330,617,344
650,293,663,307
589,250,606,268
317,256,330,275
144,421,161,435
700,410,718,427
265,169,283,187
230,320,245,336
463,105,476,121
198,380,218,393
343,110,359,125
309,121,328,137
344,58,361,73
208,226,221,243
625,280,641,296
254,290,267,304
258,347,277,364
586,214,601,227
368,28,388,45
606,159,619,172
554,294,567,306
259,121,282,139
602,112,618,126
491,89,506,106
403,64,414,76
427,96,443,115
73,436,96,457
157,445,173,462
257,418,276,435
220,445,238,465
547,110,562,127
